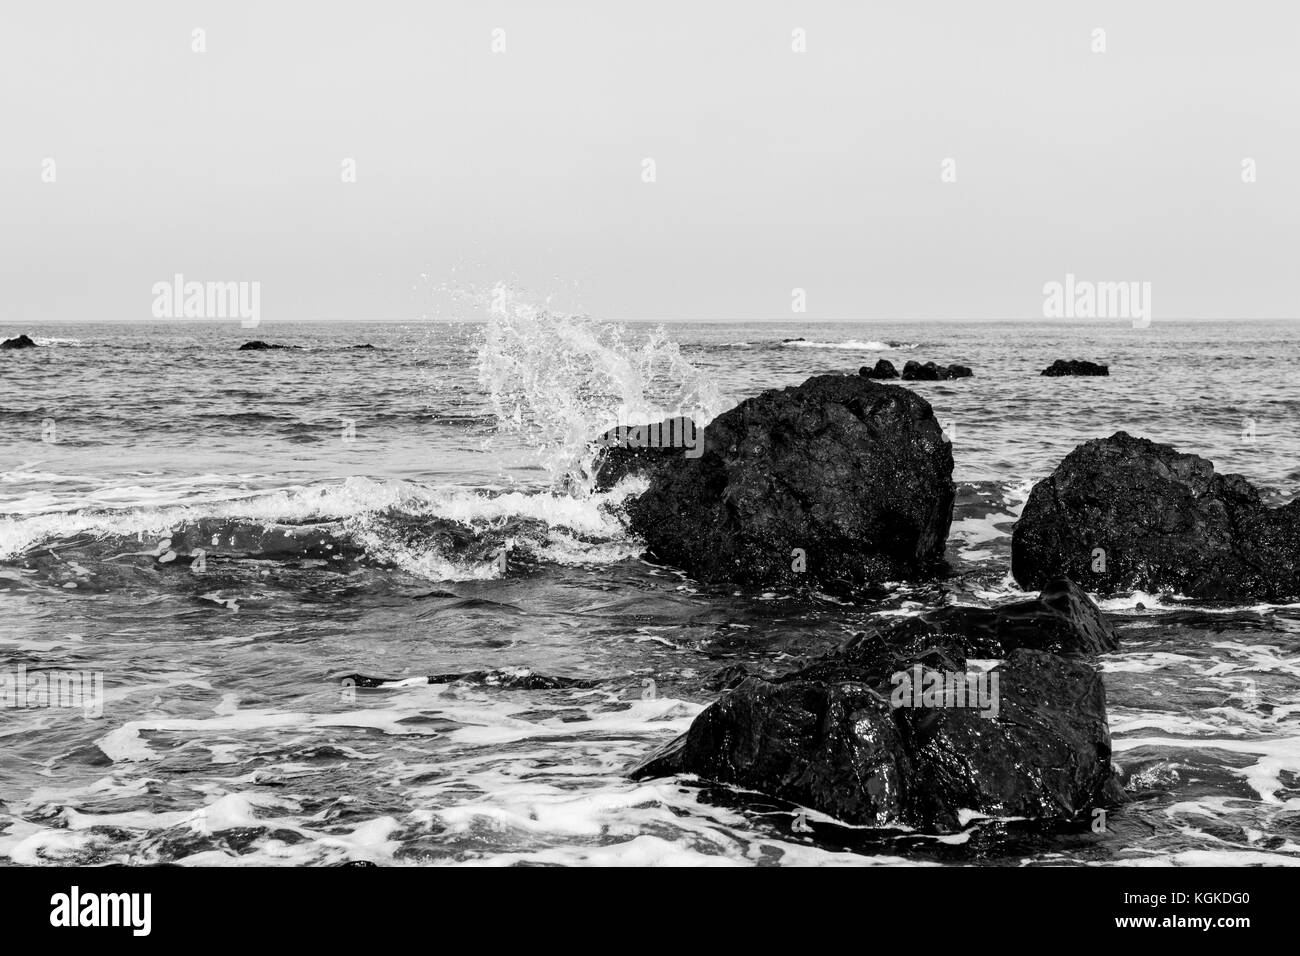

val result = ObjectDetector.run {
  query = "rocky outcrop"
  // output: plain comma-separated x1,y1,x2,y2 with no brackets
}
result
1012,432,1300,600
622,374,955,590
631,579,1123,832
859,359,899,379
238,341,301,351
1,334,38,349
901,360,972,381
1041,359,1108,377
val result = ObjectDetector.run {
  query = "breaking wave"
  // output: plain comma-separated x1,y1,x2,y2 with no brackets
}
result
475,284,728,490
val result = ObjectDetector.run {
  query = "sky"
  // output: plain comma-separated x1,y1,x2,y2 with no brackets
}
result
1,1,1297,323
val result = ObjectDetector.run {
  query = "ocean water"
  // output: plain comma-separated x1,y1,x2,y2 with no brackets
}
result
2,302,1299,866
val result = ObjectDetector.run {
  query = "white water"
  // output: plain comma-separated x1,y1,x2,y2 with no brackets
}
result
475,284,729,490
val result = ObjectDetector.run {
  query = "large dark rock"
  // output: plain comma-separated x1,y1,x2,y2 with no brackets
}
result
859,359,899,380
631,580,1123,832
1012,432,1300,600
1041,359,1108,377
1,334,38,349
623,374,955,589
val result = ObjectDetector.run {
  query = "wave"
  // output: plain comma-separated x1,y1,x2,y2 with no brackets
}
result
475,284,729,490
0,476,646,584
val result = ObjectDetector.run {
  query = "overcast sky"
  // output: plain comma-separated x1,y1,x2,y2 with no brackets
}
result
1,1,1296,323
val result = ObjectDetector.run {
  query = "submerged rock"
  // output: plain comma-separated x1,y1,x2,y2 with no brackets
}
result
340,668,600,690
630,579,1123,832
624,374,955,590
238,341,301,351
859,359,899,379
1013,432,1300,600
1,334,38,349
1041,359,1108,376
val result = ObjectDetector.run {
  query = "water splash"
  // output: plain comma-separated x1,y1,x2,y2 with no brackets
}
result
475,284,727,490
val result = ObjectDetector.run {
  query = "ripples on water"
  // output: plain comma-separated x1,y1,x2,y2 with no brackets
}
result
1,310,1298,866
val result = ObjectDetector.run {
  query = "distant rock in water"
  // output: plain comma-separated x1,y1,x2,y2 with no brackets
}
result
630,579,1124,832
1012,432,1300,600
591,416,701,491
859,359,899,379
238,341,301,351
901,360,972,381
350,343,376,349
1041,359,1108,376
1,334,38,349
622,374,954,590
782,337,806,343
340,668,600,691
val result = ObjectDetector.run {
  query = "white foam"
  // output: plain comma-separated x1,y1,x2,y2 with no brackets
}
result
475,283,727,488
782,339,891,351
0,474,646,580
1112,734,1300,805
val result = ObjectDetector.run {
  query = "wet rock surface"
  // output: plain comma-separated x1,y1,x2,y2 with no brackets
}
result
622,374,955,590
631,579,1123,832
1012,431,1300,600
1041,359,1108,376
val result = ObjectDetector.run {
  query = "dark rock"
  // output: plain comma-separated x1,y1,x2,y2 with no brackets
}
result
869,578,1119,657
624,374,955,589
1,334,38,349
238,341,301,351
631,581,1123,832
591,416,702,491
1012,431,1300,600
782,337,806,343
1041,359,1108,377
859,359,899,379
351,343,376,349
900,360,971,381
704,662,754,692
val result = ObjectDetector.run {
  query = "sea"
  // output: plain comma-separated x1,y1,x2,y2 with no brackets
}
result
2,297,1299,866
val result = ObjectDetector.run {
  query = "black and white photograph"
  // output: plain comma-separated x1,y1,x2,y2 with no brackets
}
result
0,0,1295,931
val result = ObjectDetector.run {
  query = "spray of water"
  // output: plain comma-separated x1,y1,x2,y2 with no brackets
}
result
475,284,726,492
